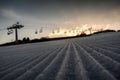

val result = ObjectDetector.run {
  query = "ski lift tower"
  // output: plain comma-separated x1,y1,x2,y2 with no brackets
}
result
88,27,92,35
7,22,24,43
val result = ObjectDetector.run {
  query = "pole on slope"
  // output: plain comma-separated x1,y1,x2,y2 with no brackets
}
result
7,22,24,44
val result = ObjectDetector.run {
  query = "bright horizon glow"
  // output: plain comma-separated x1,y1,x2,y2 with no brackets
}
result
0,23,119,44
48,24,117,38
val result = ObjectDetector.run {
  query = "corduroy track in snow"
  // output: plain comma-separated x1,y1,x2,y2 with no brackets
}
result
0,32,120,80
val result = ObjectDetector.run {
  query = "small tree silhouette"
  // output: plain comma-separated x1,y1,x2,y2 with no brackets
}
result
23,37,30,43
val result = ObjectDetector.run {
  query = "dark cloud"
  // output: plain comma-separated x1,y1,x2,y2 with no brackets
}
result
0,0,120,24
0,0,119,7
0,0,118,12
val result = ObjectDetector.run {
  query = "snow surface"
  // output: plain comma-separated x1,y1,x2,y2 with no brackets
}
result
0,32,120,80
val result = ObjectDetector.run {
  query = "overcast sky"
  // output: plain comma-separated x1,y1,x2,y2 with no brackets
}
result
0,0,120,44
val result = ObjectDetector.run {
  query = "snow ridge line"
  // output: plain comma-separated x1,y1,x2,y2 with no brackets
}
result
0,47,53,70
87,44,120,62
0,46,62,80
72,42,89,80
55,42,71,80
80,44,120,79
34,42,70,80
14,42,69,80
74,42,117,80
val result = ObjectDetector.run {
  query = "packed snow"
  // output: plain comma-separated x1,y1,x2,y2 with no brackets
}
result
0,32,120,80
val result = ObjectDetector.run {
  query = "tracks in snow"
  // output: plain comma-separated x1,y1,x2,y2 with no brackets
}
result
0,33,120,80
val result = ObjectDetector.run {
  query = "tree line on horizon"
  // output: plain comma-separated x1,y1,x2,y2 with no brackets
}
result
0,29,119,47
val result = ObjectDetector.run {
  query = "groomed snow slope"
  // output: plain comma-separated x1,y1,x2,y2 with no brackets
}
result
0,32,120,80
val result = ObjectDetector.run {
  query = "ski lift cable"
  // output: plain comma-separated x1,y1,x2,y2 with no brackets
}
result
23,27,44,30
